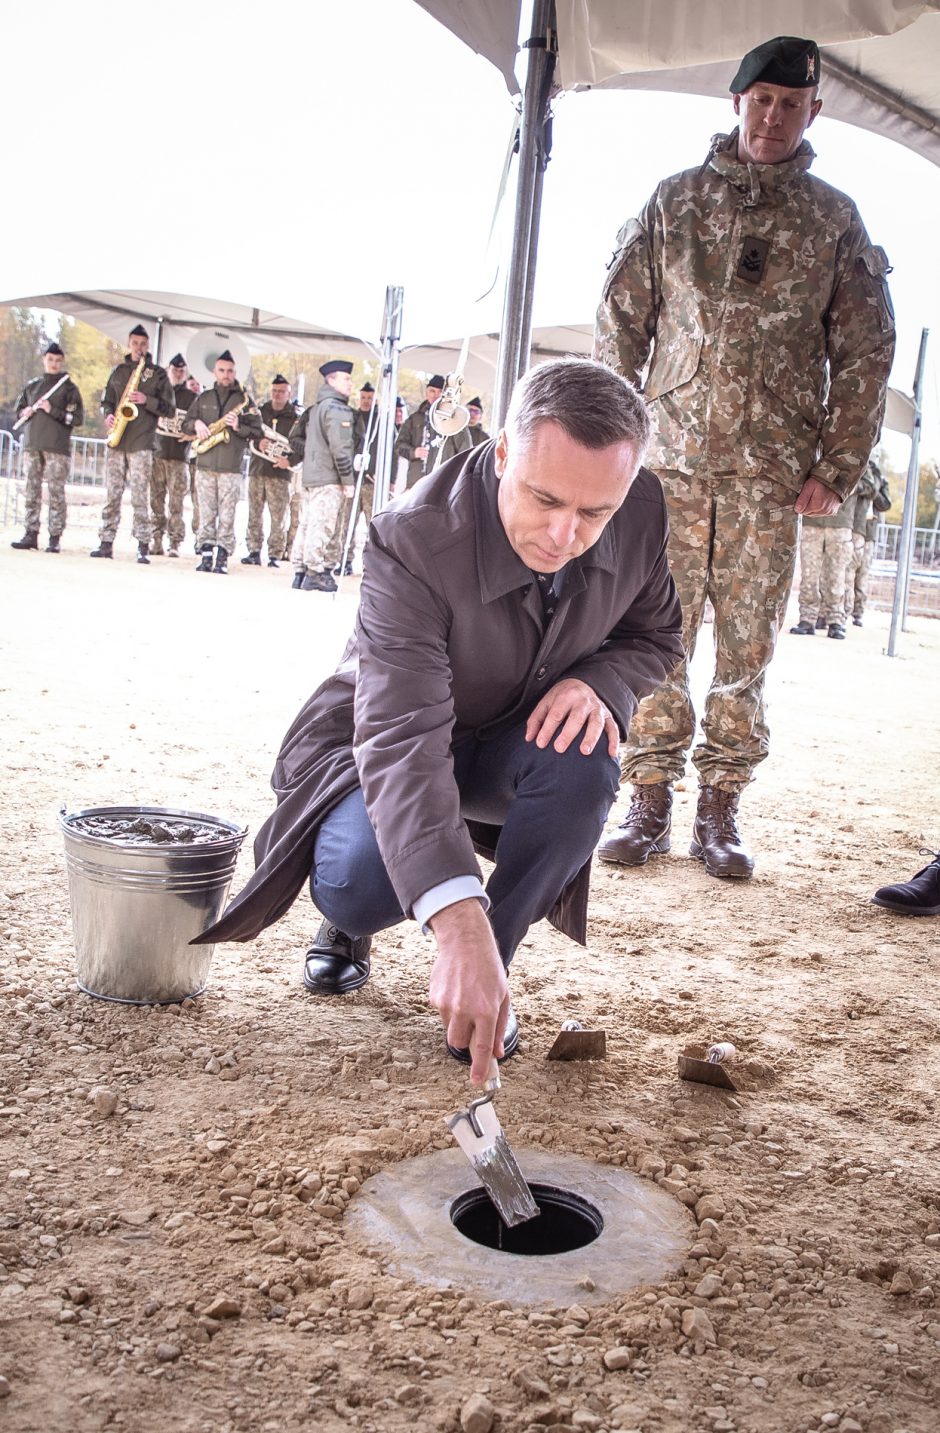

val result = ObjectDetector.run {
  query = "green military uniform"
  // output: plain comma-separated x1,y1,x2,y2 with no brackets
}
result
799,492,858,627
14,371,83,543
395,403,474,489
845,466,877,621
246,399,299,560
151,381,197,553
182,383,262,558
596,129,895,789
288,382,356,580
98,352,174,547
468,424,491,448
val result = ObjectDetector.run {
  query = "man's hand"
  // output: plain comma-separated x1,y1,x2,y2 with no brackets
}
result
428,899,509,1085
525,677,619,757
128,390,147,405
104,414,116,430
795,476,841,517
223,411,239,430
20,406,34,421
274,455,290,469
414,445,429,461
194,420,211,440
36,399,52,414
342,483,355,498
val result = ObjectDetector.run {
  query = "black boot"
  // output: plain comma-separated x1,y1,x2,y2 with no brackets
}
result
827,622,846,640
267,556,280,568
241,551,261,566
11,530,39,550
790,619,815,635
291,571,305,590
213,546,228,574
137,541,151,565
196,545,214,572
853,615,863,627
302,570,337,593
598,782,672,866
90,540,114,559
303,921,372,994
690,785,754,879
872,851,940,916
46,535,61,553
815,615,827,630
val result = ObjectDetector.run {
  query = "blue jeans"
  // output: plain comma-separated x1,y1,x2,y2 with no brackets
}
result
309,719,619,966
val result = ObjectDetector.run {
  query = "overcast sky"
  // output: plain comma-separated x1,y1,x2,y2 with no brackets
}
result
4,0,940,459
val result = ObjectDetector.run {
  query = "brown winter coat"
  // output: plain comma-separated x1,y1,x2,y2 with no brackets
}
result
199,440,683,946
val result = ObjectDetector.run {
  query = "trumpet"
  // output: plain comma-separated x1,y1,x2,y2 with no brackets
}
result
191,388,254,456
106,356,147,449
249,423,293,465
156,409,189,440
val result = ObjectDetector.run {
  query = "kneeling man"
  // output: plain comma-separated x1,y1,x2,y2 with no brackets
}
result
200,360,683,1080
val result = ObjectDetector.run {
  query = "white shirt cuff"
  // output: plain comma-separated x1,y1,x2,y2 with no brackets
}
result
412,876,490,933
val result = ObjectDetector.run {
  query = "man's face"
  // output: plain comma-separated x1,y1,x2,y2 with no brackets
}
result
128,333,149,361
43,353,64,375
359,390,375,412
733,82,821,165
395,406,404,426
494,420,642,574
271,382,290,409
214,360,236,387
328,371,353,398
186,377,201,394
425,384,443,405
169,364,187,386
468,406,482,427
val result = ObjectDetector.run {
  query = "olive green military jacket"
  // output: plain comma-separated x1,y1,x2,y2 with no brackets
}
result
15,373,84,455
596,132,895,500
102,353,175,455
154,382,198,461
288,385,355,489
248,400,300,479
182,383,262,473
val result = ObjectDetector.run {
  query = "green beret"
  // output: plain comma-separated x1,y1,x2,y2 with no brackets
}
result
730,36,820,94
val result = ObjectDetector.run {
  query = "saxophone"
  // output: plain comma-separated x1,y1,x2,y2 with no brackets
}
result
106,356,147,449
191,389,253,456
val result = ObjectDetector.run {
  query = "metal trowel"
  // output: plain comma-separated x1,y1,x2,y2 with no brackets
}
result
446,1058,540,1228
547,1019,607,1061
678,1041,737,1090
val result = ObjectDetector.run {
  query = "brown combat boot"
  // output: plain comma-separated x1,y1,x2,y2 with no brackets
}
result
597,782,672,866
690,785,754,879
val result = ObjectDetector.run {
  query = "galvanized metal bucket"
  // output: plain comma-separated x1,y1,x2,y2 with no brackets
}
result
59,804,248,1004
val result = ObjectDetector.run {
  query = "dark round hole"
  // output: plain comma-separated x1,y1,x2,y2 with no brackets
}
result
450,1183,603,1255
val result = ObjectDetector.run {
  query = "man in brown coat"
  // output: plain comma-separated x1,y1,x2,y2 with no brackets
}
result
200,360,683,1081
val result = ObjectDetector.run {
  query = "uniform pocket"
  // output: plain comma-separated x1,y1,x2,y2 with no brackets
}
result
645,329,703,400
858,244,894,331
758,347,825,433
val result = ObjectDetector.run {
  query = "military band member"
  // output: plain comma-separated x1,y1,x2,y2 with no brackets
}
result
182,351,262,575
11,342,83,553
394,374,473,488
151,354,197,557
243,375,299,568
91,324,174,564
185,373,203,540
288,359,356,592
466,397,490,447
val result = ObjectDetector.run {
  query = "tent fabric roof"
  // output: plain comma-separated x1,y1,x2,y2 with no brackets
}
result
416,0,940,166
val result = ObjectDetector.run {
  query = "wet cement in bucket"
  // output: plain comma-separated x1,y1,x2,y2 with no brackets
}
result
344,1149,693,1306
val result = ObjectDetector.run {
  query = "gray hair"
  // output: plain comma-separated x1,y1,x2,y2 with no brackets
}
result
505,357,651,452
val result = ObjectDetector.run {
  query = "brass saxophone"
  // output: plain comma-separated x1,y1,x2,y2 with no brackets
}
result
106,356,147,449
191,388,253,456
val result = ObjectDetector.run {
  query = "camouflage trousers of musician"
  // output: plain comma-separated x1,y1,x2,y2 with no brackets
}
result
23,450,69,536
844,531,867,619
854,537,875,617
194,470,240,556
246,474,291,558
797,525,853,624
99,449,153,545
189,462,199,539
331,481,374,569
284,470,302,558
621,470,799,791
150,458,190,548
292,485,345,574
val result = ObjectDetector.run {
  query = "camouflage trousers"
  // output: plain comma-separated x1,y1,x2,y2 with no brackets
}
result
246,474,291,558
844,531,867,619
292,485,344,574
621,471,799,791
797,526,853,624
189,462,199,537
285,469,302,559
99,449,153,544
854,538,875,617
150,457,189,547
331,482,374,568
23,449,69,536
194,470,240,555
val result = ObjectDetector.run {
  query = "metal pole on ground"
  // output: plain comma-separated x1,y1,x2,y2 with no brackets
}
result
887,326,928,656
373,284,404,517
493,0,557,430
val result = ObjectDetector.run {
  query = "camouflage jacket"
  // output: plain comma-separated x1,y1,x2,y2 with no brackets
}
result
102,353,175,455
15,372,84,455
182,383,262,473
248,400,300,479
289,385,355,489
595,131,896,498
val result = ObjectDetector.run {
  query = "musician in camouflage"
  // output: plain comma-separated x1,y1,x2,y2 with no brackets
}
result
151,354,197,557
243,375,298,567
11,342,83,553
594,34,895,878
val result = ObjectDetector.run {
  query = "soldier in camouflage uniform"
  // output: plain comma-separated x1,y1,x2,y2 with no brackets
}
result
92,324,175,564
595,35,895,878
855,462,891,624
242,375,299,567
182,352,262,575
150,354,197,557
11,342,83,553
287,360,356,592
845,465,877,627
792,498,857,638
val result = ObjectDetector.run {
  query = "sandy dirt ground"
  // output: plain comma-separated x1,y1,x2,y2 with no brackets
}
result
1,519,939,1433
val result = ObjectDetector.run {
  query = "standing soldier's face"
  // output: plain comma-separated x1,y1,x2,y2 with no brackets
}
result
733,82,822,165
169,364,187,385
271,383,290,409
43,352,65,375
214,361,236,387
128,333,149,361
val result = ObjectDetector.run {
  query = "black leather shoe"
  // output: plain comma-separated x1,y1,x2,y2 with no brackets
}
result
46,536,61,553
446,1005,519,1065
213,546,228,574
11,530,39,550
267,557,280,568
690,784,754,879
827,623,846,640
853,615,863,627
872,851,940,916
90,541,114,559
241,551,261,565
137,541,151,564
303,921,372,994
196,545,214,572
598,782,672,866
790,619,815,635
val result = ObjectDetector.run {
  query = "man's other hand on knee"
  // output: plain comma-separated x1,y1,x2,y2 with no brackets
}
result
525,678,619,757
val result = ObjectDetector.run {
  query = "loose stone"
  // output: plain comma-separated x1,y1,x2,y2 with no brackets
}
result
603,1346,631,1371
203,1296,241,1319
155,1343,181,1362
460,1392,495,1433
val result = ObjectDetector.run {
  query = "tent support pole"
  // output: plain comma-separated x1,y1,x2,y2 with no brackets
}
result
493,0,556,429
887,326,928,656
373,284,404,517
